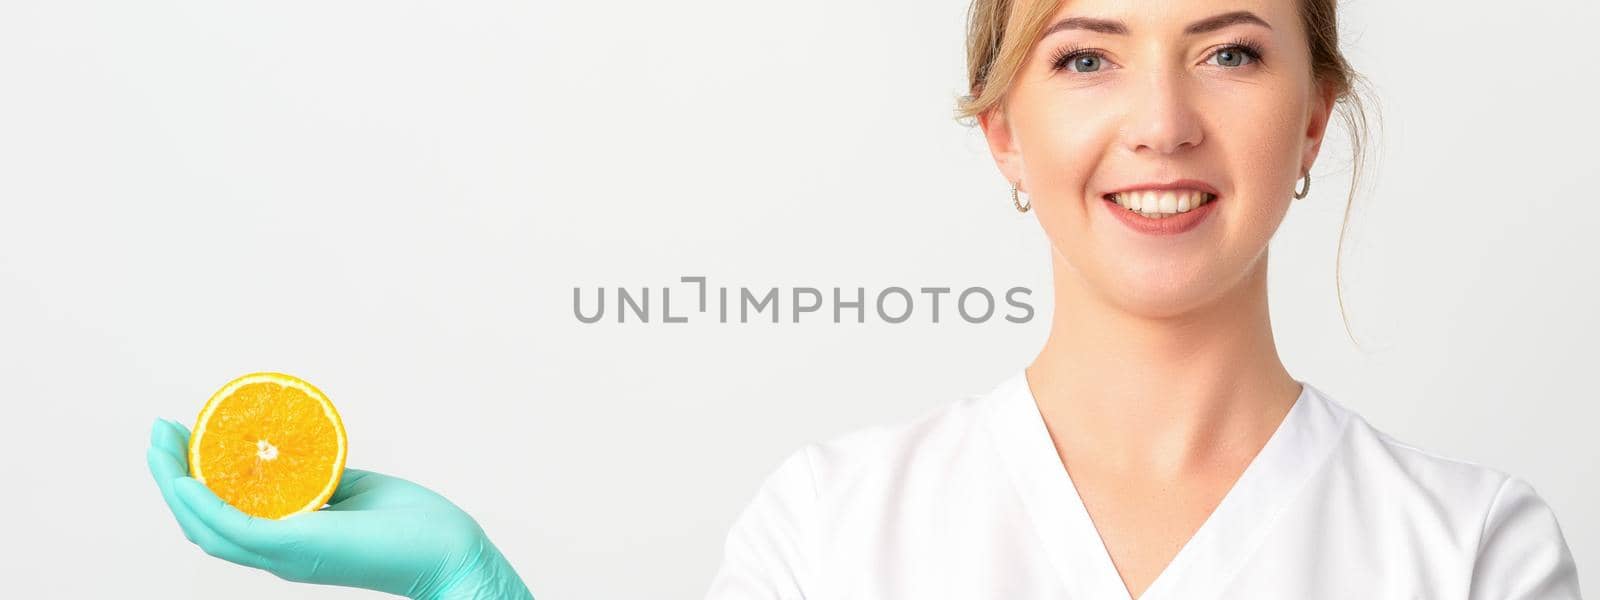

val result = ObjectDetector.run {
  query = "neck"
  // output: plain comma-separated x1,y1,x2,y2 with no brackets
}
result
1025,246,1302,476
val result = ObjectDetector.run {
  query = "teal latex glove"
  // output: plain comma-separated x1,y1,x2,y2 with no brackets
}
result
146,418,535,600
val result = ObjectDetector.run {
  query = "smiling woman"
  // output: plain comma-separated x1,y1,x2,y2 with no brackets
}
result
953,0,1369,342
700,0,1582,599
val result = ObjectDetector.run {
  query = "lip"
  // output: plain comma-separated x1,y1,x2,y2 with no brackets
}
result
1103,179,1221,198
1101,188,1219,236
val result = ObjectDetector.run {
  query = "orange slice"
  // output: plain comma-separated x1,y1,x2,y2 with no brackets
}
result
187,372,347,519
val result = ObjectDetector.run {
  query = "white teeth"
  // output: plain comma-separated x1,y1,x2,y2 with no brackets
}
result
1111,190,1215,216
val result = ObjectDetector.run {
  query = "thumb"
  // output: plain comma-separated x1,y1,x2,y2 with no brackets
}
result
172,477,295,553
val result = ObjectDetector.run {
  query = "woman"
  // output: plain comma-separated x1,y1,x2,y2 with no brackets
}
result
146,0,1582,598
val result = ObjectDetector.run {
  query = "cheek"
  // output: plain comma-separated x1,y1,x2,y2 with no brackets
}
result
1014,98,1118,206
1211,84,1305,196
1201,83,1306,236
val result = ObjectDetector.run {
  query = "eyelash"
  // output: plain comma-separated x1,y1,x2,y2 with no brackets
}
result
1229,38,1267,64
1048,37,1265,73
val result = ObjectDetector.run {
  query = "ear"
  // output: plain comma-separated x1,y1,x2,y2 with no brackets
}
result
977,104,1026,192
1300,82,1339,177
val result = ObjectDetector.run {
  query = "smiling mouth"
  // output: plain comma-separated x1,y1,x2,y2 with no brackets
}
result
1104,190,1218,219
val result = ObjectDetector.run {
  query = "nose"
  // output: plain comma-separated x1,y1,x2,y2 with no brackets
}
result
1120,68,1204,156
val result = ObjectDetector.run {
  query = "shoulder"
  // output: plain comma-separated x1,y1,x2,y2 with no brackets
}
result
1336,403,1515,501
705,386,993,599
811,389,987,455
1309,386,1580,598
799,386,992,486
1302,383,1529,504
737,381,993,507
727,380,1004,528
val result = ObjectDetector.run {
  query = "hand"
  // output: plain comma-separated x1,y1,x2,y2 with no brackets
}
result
146,418,535,600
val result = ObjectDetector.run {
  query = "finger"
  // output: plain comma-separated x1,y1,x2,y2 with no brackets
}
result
323,468,423,511
173,476,293,553
148,445,187,516
149,439,186,477
160,419,192,447
164,418,191,438
146,423,193,491
326,468,384,505
150,420,274,568
146,438,186,488
150,419,190,469
147,446,270,570
147,421,222,549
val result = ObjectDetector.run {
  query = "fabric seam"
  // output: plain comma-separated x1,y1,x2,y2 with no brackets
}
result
1467,475,1514,597
1201,407,1357,600
802,443,822,600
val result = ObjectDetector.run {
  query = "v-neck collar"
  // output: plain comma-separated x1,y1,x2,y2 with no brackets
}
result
977,369,1351,600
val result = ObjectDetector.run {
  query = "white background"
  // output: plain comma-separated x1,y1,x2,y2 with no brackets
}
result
2,0,1595,597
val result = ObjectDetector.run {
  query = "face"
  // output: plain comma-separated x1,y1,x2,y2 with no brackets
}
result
980,0,1336,318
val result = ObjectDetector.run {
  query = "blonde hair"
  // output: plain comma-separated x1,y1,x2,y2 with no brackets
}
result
956,0,1378,347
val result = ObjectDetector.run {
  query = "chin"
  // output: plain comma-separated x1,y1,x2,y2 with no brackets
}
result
1100,264,1235,321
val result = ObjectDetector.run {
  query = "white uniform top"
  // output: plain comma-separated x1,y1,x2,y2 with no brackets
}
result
705,370,1581,599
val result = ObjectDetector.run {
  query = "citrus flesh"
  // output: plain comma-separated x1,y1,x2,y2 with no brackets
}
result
188,372,347,519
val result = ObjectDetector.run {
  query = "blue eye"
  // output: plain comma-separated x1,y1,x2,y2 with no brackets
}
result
1066,53,1103,73
1207,43,1263,68
1050,47,1110,73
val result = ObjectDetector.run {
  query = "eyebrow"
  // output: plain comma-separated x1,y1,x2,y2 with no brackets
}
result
1042,10,1273,38
1045,16,1127,36
1184,10,1272,34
